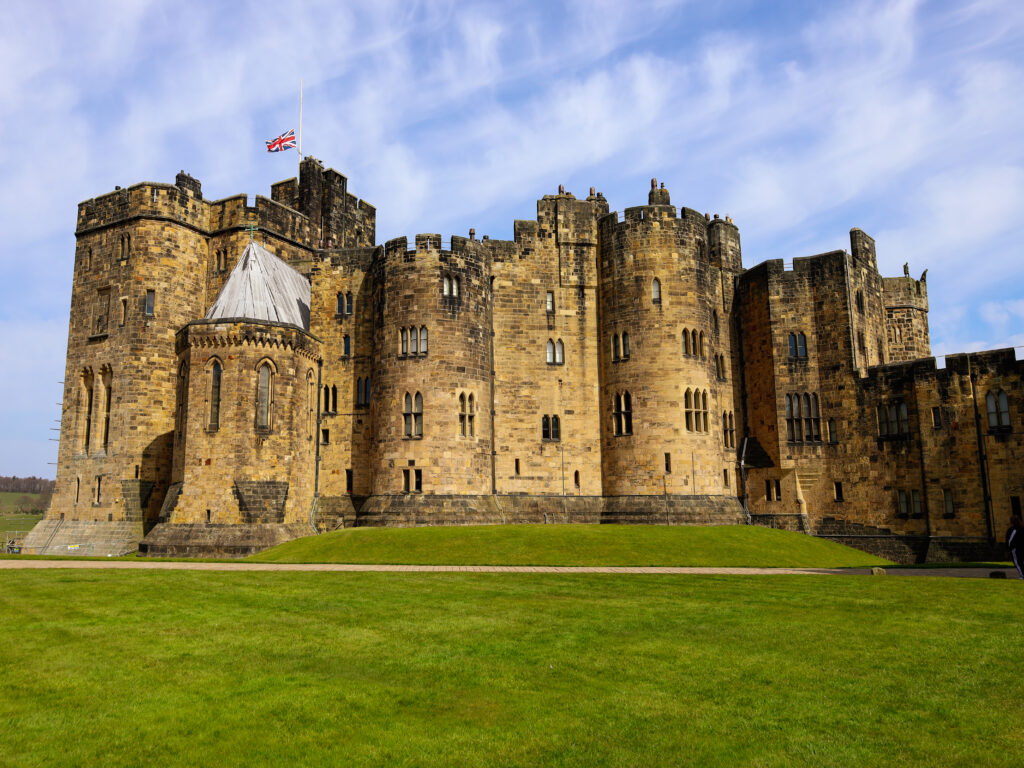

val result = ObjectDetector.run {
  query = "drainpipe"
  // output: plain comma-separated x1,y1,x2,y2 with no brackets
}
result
310,356,323,534
968,358,994,543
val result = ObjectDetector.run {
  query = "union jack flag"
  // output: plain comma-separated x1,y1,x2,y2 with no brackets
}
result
266,129,296,152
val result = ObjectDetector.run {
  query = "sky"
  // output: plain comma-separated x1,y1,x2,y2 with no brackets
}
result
1,0,1023,479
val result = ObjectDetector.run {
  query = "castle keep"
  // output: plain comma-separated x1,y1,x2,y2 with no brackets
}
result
26,159,1024,560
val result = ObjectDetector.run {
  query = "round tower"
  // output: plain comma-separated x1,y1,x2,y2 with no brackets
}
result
597,182,742,519
365,234,493,513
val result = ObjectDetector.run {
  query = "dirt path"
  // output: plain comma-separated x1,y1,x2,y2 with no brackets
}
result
0,559,1018,578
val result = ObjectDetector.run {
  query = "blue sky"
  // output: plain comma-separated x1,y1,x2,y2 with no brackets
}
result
1,0,1023,478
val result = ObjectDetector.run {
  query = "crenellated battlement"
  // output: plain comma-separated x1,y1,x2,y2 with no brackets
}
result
76,181,209,234
882,274,928,311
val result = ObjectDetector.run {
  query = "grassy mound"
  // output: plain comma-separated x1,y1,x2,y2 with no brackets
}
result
1,570,1021,767
249,524,889,568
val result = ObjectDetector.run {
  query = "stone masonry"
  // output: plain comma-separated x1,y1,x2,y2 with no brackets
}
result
26,159,1022,560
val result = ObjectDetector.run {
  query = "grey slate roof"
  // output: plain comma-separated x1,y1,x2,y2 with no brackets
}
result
205,241,310,330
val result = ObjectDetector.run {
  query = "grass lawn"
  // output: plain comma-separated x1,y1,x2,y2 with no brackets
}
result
250,524,891,568
0,570,1021,767
0,490,48,515
0,512,42,533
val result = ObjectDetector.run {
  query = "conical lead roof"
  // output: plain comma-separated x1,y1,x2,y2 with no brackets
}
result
206,240,310,330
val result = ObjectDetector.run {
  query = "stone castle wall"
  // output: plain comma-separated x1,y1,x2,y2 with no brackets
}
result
35,163,1024,560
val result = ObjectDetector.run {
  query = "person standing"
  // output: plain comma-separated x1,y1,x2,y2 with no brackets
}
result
1008,514,1024,579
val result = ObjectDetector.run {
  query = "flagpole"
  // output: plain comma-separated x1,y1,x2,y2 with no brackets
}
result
298,79,303,177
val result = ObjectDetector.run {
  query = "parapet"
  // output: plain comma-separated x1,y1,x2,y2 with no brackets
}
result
882,274,928,311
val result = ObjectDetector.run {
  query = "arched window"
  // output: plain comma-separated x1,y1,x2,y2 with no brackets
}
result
811,394,821,441
551,415,561,441
723,411,728,446
467,394,475,436
546,339,555,364
622,391,633,435
323,385,330,412
613,334,621,361
401,328,408,355
612,393,622,435
798,333,807,358
443,276,451,296
701,390,709,432
897,402,909,435
256,362,272,430
413,392,423,437
100,368,112,450
452,276,461,297
75,477,80,504
404,393,413,437
336,293,343,314
786,395,794,441
420,326,428,354
209,360,222,430
331,385,338,413
555,339,564,364
574,470,580,489
684,389,694,432
691,330,698,357
652,278,661,303
877,405,888,437
355,378,363,406
803,394,813,441
343,335,351,356
621,333,629,359
728,412,735,448
682,330,690,356
856,290,864,314
789,333,797,358
988,390,1010,428
828,418,838,444
542,415,550,440
364,377,371,404
410,327,418,355
698,332,705,359
346,292,353,315
460,393,468,436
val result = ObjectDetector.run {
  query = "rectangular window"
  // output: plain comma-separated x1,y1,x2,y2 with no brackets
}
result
515,458,520,476
95,475,102,504
346,469,353,493
546,291,555,312
931,406,942,428
774,480,782,501
1011,496,1022,517
898,490,909,517
145,289,155,316
120,297,128,326
943,489,954,517
414,469,422,493
766,479,772,502
912,490,922,518
664,453,671,473
834,481,844,502
321,428,330,445
723,468,729,487
403,469,410,493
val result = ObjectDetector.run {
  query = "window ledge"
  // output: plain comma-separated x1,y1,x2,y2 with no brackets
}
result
988,426,1012,435
942,512,956,519
87,332,109,342
402,436,424,441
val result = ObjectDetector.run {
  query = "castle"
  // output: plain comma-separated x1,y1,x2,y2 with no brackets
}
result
25,158,1023,561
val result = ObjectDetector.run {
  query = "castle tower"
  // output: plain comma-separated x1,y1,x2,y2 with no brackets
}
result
883,267,930,363
26,174,210,555
141,241,322,556
358,234,494,524
596,181,744,523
